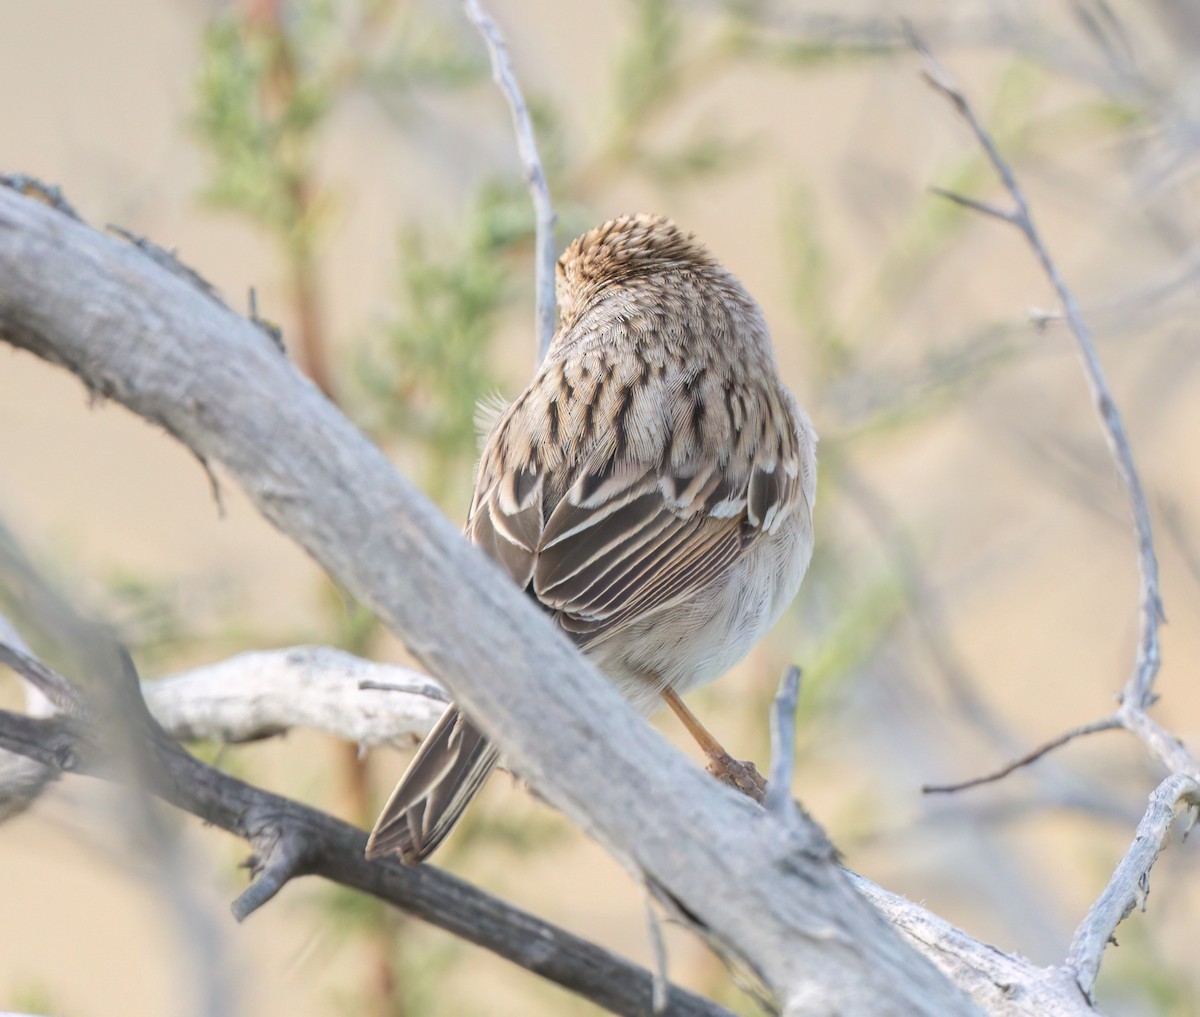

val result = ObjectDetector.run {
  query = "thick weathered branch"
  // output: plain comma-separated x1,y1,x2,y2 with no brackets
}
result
0,640,449,813
19,626,1148,1016
0,597,729,1016
146,646,447,748
849,875,1090,1016
0,185,975,1013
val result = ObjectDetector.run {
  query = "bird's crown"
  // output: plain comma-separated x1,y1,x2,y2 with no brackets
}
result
555,214,719,311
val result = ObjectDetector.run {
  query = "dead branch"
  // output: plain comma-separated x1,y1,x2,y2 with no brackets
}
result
0,638,735,1017
764,667,803,819
0,636,449,815
848,874,1089,1016
145,646,447,747
911,29,1198,1000
915,30,1163,713
462,0,558,363
922,718,1123,795
1066,773,1200,1000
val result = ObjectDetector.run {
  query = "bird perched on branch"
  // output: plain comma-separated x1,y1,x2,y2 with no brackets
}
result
367,213,817,864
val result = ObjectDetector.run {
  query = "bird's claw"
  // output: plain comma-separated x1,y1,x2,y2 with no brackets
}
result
706,752,767,803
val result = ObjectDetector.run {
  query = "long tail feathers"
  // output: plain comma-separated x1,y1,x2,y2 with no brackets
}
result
365,704,499,864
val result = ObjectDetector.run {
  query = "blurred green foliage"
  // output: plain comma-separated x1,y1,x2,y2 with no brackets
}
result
354,0,767,496
194,4,331,255
612,0,684,152
1094,912,1200,1017
354,183,529,500
9,980,55,1015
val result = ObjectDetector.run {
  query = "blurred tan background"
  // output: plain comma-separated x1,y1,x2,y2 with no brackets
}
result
2,1,1199,1014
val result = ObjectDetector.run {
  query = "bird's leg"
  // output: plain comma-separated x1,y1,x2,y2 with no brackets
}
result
660,688,766,803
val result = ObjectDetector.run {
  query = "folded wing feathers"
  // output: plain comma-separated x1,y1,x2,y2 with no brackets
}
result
557,513,699,620
366,706,500,863
471,385,805,639
577,525,743,646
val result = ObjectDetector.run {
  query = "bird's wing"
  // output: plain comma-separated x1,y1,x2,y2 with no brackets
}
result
467,368,811,649
534,460,750,645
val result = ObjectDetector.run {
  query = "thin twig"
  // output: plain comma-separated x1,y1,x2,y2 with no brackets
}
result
357,677,451,702
911,30,1196,1000
461,0,558,363
914,28,1164,714
643,888,670,1015
0,705,734,1017
764,666,802,816
0,639,86,716
1065,773,1200,1000
928,186,1018,224
922,716,1122,794
914,26,1184,779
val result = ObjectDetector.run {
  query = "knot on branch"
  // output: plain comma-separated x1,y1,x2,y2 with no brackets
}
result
233,814,315,922
0,174,81,220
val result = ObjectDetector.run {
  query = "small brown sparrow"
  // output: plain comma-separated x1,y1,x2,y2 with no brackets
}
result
367,214,817,864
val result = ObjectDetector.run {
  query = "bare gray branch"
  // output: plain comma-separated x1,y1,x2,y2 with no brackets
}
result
147,646,447,748
912,31,1198,1003
0,704,733,1017
849,874,1092,1017
462,0,558,363
915,31,1164,713
923,717,1123,795
1066,773,1200,999
764,666,802,817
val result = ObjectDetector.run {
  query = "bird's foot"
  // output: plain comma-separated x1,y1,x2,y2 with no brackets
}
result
706,751,767,803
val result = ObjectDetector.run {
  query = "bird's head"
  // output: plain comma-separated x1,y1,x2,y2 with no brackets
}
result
554,214,721,324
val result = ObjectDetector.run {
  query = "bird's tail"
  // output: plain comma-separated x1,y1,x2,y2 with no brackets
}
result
365,704,499,864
